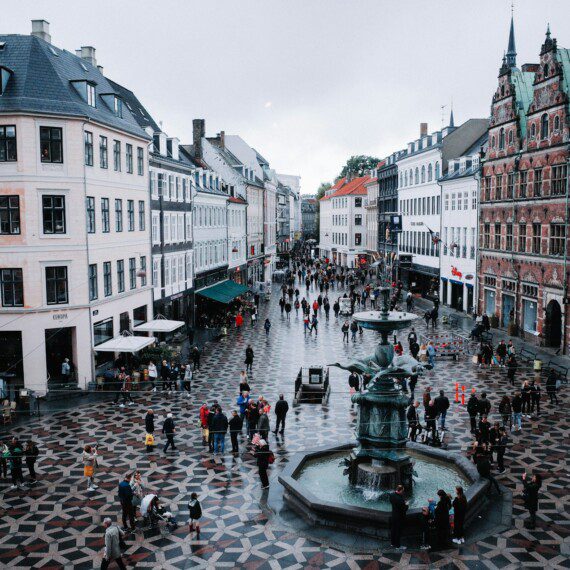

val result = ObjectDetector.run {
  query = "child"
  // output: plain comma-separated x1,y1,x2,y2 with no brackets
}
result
188,492,202,537
145,432,154,453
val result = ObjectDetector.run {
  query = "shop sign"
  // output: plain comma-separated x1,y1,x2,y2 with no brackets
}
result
451,266,463,279
53,313,68,321
464,274,474,280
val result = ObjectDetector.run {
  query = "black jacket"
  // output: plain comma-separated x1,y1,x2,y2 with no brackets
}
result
467,396,479,416
389,492,408,521
211,412,228,434
478,397,491,416
434,395,450,414
145,413,155,433
275,400,289,417
255,444,271,468
162,417,175,436
476,456,492,477
523,479,540,510
511,395,523,413
452,496,467,522
245,348,254,364
406,405,418,424
229,415,243,434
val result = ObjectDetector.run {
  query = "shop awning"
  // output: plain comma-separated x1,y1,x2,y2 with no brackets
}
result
94,334,156,353
197,280,249,304
133,316,184,333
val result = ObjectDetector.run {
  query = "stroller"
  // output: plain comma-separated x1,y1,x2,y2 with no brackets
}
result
141,494,178,534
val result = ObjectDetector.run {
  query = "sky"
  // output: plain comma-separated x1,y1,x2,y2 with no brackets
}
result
2,0,569,194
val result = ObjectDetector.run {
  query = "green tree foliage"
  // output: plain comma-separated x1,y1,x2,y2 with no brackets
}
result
339,155,380,179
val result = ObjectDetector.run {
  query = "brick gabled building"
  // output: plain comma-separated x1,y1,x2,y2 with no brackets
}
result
478,19,570,352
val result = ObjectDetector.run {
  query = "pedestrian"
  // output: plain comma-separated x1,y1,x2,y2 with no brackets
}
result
433,489,451,550
279,297,285,314
235,312,243,328
247,401,259,441
496,340,507,367
24,440,39,484
350,320,358,341
521,381,531,417
434,390,450,431
251,308,257,327
274,394,289,435
511,391,523,432
425,400,438,442
389,484,408,550
407,401,420,442
333,300,340,318
545,370,559,405
294,299,300,315
506,353,517,385
285,302,291,320
478,416,491,444
522,472,542,529
496,427,508,473
498,396,511,429
82,444,98,491
192,346,201,371
264,318,271,335
407,328,417,347
348,371,360,395
310,315,318,334
452,486,467,545
410,340,420,360
478,392,491,419
8,437,24,489
199,403,210,446
530,379,541,417
476,453,502,495
160,360,171,391
61,357,71,383
424,310,431,328
422,386,432,411
238,372,250,395
245,345,254,374
229,410,243,453
207,403,217,452
0,440,8,479
118,473,136,532
427,342,436,367
131,470,144,514
254,438,273,489
258,407,270,440
212,407,228,454
188,492,202,537
148,360,158,390
162,412,177,453
101,518,126,570
467,393,479,433
341,321,349,342
408,374,418,401
182,364,192,395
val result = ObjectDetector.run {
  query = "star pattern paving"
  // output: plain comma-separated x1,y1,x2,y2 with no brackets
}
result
0,283,568,569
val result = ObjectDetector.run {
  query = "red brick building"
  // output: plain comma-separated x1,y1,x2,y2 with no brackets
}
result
478,20,570,352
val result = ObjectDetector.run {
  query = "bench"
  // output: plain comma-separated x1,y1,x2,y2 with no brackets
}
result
519,347,537,362
544,361,569,385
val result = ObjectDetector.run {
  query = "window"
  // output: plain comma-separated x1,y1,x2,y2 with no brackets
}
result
550,224,565,256
499,128,505,150
428,163,433,181
435,163,440,179
518,223,526,251
451,193,456,210
540,114,549,140
533,168,543,197
1,268,23,307
137,147,144,175
554,116,560,131
508,130,513,145
484,176,491,201
506,223,513,251
117,259,125,293
40,127,63,163
103,261,112,296
115,199,123,232
531,123,536,139
0,196,20,234
355,198,362,207
507,173,514,199
152,258,159,287
99,136,108,169
84,131,93,166
494,222,501,249
457,193,462,211
45,266,68,304
93,317,114,346
483,223,490,248
86,83,96,107
138,201,145,231
113,140,121,171
126,144,133,173
551,164,567,196
444,194,449,210
113,96,123,117
140,256,147,286
355,214,362,225
472,189,477,210
129,258,136,289
355,233,362,246
495,174,502,200
88,264,98,300
42,195,66,234
101,198,110,233
532,223,541,254
519,171,527,198
127,200,134,231
415,168,419,184
0,125,17,162
421,165,425,183
86,196,95,233
151,212,159,244
470,227,476,258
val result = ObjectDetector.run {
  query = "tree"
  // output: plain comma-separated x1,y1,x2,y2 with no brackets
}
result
315,182,332,239
339,155,380,179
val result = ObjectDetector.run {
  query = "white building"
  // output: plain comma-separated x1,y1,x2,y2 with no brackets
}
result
278,173,302,243
439,146,486,313
0,22,153,395
319,175,370,267
364,170,380,260
256,152,277,278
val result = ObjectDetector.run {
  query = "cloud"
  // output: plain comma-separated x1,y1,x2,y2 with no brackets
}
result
264,101,272,109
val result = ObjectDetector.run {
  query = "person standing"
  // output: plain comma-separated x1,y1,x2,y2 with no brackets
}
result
506,354,517,386
530,379,541,417
511,391,523,432
9,437,25,489
434,390,450,431
350,320,358,342
188,493,202,537
244,345,254,374
498,396,511,430
476,453,502,495
545,370,559,405
274,394,289,435
199,403,210,446
147,360,158,390
247,401,259,441
407,328,417,348
522,472,542,529
427,342,436,367
145,409,155,435
341,321,349,342
407,401,420,442
264,318,271,335
182,364,192,395
162,413,177,453
160,360,171,391
310,315,318,335
255,439,272,489
101,518,126,570
24,440,39,484
192,346,201,371
478,392,491,419
61,358,71,383
451,487,467,545
212,407,228,454
433,490,451,550
467,393,479,433
257,408,270,440
496,341,507,367
284,302,291,320
496,427,508,474
229,411,243,453
82,444,98,491
0,440,8,479
389,485,408,550
118,473,136,532
521,381,532,418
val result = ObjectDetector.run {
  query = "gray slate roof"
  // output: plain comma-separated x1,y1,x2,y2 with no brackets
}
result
0,34,149,140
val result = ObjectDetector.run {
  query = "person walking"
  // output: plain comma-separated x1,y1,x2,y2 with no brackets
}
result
229,410,243,453
389,485,408,550
82,444,98,491
433,490,451,550
101,518,127,570
310,315,318,334
333,299,340,318
118,473,136,532
274,394,289,435
434,390,450,431
407,328,418,348
496,427,508,474
452,487,467,545
24,440,39,484
427,342,436,367
511,391,523,432
264,318,271,335
255,439,272,489
284,302,291,320
350,320,358,342
467,393,479,433
341,321,349,342
188,493,202,537
192,346,201,371
545,370,559,405
522,472,542,529
212,407,228,454
244,345,254,374
162,413,177,453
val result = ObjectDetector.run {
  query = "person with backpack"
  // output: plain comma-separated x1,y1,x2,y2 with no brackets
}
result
24,440,39,484
188,492,202,537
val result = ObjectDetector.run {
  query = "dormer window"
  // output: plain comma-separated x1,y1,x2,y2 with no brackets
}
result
113,96,122,117
0,66,13,96
101,94,123,117
87,83,96,107
70,80,97,107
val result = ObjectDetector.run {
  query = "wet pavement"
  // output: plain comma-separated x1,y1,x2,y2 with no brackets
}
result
0,281,568,569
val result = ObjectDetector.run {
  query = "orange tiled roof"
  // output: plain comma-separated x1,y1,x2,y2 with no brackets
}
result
320,175,371,200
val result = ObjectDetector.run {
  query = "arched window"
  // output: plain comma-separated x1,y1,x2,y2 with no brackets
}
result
531,123,536,138
543,63,549,78
415,167,419,184
541,113,549,139
421,165,426,183
501,84,505,97
428,163,433,181
409,169,413,185
499,128,505,150
435,162,440,179
404,171,408,186
554,115,560,131
491,136,495,148
508,130,513,144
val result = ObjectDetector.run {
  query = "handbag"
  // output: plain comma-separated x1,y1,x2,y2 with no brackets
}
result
472,355,478,364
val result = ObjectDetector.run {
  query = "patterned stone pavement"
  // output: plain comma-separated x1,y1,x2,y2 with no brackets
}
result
0,282,568,569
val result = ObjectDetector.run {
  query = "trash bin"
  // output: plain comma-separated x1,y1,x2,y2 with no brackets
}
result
533,359,542,372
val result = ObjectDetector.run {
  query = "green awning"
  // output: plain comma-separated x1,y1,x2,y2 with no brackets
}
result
197,280,249,304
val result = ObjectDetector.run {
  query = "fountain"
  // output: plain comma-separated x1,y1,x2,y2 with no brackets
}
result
278,288,491,537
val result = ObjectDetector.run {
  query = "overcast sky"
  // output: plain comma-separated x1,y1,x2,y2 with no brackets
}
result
3,0,568,194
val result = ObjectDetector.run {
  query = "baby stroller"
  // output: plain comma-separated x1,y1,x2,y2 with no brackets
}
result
141,494,178,534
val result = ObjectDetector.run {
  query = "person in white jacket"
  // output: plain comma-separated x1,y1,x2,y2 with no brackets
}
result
148,361,158,391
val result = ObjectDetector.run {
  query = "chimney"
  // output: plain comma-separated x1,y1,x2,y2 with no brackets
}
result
97,65,104,75
193,119,205,160
80,46,97,67
219,130,225,149
31,20,51,44
420,122,428,137
522,63,539,73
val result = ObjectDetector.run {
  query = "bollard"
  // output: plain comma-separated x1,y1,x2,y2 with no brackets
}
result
455,382,459,403
461,385,466,405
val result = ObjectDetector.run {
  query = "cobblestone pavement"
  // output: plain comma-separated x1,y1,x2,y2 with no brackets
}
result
0,283,568,569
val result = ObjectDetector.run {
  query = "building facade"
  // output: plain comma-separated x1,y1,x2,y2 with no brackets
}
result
478,21,570,351
276,182,291,255
364,174,379,261
301,196,318,240
0,22,153,394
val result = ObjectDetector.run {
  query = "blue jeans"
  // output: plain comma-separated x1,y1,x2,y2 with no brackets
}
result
214,433,225,453
428,355,435,367
512,412,522,430
439,410,447,429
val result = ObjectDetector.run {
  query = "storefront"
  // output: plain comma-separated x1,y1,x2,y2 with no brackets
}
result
401,263,439,297
484,288,496,317
522,297,538,334
228,264,247,285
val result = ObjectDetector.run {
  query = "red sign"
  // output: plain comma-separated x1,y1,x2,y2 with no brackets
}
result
451,266,463,279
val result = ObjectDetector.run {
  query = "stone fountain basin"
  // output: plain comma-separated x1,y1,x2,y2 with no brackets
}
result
352,310,418,332
278,442,489,538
